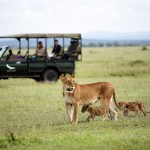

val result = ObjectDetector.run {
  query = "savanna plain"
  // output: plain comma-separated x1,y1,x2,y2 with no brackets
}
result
0,46,150,150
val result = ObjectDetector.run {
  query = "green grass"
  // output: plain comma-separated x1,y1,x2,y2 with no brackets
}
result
0,46,150,149
76,46,150,78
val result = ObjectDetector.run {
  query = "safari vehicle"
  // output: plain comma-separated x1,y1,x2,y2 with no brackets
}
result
0,33,82,82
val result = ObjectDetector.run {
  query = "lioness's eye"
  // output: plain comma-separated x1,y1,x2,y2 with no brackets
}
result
65,80,70,84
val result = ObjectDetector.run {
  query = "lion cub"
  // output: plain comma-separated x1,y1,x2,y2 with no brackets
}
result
81,105,113,122
118,101,150,117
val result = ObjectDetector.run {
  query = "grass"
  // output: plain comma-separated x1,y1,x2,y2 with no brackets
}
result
0,46,150,149
76,46,150,78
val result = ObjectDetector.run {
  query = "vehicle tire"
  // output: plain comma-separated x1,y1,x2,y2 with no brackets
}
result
42,69,59,82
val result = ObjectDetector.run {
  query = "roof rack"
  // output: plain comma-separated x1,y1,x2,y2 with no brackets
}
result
0,33,81,39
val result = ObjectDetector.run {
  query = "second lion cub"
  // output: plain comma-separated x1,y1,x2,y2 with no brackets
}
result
118,101,150,117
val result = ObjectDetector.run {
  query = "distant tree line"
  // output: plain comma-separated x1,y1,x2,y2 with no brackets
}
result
82,41,150,47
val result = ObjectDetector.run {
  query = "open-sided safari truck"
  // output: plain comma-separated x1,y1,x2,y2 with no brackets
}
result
0,33,82,82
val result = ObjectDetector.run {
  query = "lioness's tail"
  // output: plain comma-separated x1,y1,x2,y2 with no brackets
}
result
113,89,124,111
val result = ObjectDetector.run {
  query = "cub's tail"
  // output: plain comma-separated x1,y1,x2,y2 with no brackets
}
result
137,101,150,113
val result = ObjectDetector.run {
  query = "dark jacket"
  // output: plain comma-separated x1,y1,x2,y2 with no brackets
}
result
52,44,61,54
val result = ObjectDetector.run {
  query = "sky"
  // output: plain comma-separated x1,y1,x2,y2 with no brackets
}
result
0,0,150,36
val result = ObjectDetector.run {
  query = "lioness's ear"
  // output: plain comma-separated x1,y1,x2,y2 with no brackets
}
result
71,74,75,78
59,74,65,81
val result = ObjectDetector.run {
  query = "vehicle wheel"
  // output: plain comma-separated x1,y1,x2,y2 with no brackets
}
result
42,69,59,82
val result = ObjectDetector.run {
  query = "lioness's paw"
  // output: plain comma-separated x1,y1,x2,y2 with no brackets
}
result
71,121,78,125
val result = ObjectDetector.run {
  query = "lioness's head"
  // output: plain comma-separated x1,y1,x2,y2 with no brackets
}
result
81,105,89,113
60,75,75,93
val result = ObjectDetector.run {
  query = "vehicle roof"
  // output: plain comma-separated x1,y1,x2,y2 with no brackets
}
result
0,33,81,39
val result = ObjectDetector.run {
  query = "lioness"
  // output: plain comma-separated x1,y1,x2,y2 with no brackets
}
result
118,101,150,117
81,105,113,122
60,75,122,124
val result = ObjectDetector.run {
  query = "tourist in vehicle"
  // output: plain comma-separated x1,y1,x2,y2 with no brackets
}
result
64,40,80,60
6,49,15,60
52,39,62,56
35,41,45,56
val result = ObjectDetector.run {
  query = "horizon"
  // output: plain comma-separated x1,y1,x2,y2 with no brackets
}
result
1,31,150,40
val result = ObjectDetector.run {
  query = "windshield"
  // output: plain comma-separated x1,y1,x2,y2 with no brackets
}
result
0,46,8,58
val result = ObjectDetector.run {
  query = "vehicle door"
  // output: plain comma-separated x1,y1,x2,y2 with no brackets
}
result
0,48,27,76
27,38,46,75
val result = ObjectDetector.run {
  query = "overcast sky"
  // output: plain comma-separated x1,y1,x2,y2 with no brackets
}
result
0,0,150,36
